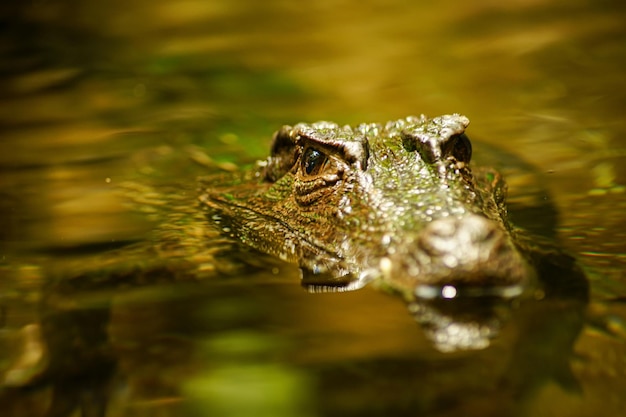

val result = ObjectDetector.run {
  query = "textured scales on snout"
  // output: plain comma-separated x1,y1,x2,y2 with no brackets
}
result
200,114,534,300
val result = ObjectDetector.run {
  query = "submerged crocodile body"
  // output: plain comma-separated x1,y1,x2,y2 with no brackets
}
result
200,114,549,300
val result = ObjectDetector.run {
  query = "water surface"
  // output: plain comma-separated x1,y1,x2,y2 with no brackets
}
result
1,1,625,416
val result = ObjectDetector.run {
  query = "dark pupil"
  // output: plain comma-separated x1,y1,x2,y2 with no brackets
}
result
304,148,325,175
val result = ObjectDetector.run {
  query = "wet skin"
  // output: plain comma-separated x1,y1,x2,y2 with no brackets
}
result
200,114,538,300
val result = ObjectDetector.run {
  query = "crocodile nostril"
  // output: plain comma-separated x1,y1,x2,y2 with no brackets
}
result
418,215,504,258
425,218,457,239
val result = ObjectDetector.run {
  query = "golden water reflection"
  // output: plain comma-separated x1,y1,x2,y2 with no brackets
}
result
0,1,625,416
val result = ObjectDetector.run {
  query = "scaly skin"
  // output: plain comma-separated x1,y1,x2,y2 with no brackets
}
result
200,114,535,299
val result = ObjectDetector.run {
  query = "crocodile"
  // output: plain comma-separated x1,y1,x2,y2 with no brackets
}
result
200,114,566,300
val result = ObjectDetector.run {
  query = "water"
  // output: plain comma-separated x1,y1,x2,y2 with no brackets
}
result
1,1,625,416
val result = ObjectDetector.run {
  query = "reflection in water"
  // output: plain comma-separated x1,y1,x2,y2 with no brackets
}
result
185,331,316,417
0,271,588,417
410,243,590,353
410,298,507,352
0,230,589,417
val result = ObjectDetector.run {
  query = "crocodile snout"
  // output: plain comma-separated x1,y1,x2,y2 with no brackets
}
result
385,214,533,299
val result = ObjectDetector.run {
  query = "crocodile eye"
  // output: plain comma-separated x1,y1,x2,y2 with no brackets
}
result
448,133,472,163
302,147,328,176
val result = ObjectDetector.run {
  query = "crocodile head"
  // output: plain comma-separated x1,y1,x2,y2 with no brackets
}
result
200,114,534,300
